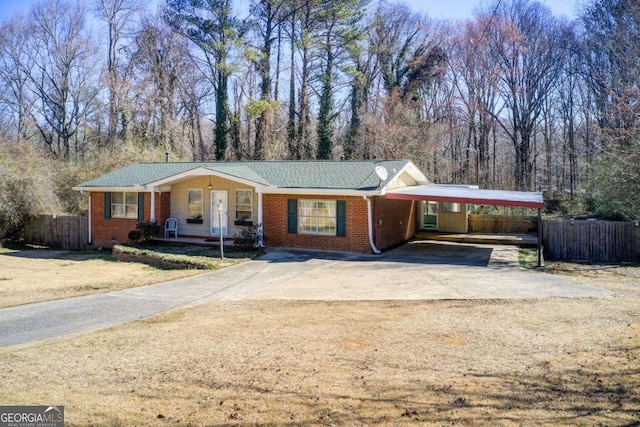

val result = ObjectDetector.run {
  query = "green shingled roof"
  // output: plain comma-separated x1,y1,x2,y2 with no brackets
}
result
75,160,413,191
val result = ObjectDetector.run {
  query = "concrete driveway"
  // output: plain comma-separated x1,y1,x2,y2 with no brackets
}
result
212,241,606,300
0,241,606,346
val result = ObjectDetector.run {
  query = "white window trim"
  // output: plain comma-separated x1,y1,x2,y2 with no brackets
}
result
298,199,337,236
235,189,253,221
187,188,204,218
111,191,138,219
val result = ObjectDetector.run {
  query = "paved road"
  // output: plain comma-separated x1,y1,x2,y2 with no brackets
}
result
0,241,606,347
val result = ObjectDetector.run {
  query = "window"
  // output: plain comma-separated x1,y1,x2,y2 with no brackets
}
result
111,192,138,218
298,200,336,235
187,189,203,218
235,189,253,221
443,202,461,213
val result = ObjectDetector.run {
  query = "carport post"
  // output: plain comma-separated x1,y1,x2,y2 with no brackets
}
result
537,208,542,268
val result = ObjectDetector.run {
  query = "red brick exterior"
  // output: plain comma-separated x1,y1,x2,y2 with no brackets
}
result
91,192,170,248
91,191,415,253
262,194,415,253
372,197,416,250
262,194,371,253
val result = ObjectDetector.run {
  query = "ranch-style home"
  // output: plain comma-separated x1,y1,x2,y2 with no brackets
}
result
74,160,543,253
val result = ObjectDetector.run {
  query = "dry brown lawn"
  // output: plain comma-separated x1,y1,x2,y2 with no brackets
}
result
0,256,638,426
0,247,212,308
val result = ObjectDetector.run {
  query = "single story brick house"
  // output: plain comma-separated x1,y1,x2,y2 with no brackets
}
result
74,160,543,253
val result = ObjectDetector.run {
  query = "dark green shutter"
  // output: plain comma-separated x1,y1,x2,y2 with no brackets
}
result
104,192,111,219
287,199,297,234
336,200,346,237
138,192,145,221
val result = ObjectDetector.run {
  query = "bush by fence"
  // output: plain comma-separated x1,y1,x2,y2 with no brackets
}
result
543,219,640,263
24,215,89,250
469,214,538,234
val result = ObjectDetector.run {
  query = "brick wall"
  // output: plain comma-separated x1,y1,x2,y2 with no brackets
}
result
91,192,170,248
373,197,416,250
262,194,371,253
92,191,416,252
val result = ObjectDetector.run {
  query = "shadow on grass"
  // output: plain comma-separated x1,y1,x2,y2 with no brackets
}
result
0,240,260,266
151,344,639,426
0,242,111,260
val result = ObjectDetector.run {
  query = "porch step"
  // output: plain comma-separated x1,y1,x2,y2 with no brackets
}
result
414,232,538,246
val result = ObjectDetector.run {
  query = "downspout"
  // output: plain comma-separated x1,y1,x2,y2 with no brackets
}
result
364,196,381,254
87,192,92,244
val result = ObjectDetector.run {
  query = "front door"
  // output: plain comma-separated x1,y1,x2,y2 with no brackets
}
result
422,201,438,229
211,190,229,236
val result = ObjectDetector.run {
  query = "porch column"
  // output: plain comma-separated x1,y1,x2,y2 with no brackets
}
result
150,188,156,223
257,191,264,247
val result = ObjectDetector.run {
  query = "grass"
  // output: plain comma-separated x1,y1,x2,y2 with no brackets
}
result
1,244,638,425
518,247,539,269
1,295,638,426
0,242,259,308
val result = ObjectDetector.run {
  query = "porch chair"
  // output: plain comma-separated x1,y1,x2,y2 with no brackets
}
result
164,217,178,239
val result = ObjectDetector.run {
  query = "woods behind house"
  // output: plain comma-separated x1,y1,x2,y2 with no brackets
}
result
1,0,639,238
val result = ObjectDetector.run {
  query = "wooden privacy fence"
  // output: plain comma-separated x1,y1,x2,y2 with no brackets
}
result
543,219,640,263
469,214,538,234
24,215,89,250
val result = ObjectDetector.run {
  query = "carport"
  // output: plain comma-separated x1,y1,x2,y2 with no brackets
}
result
384,184,545,266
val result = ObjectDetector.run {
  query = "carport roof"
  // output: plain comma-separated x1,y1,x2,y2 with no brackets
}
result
385,184,544,209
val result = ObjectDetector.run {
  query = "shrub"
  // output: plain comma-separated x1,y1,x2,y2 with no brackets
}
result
589,144,640,221
136,221,161,240
233,223,263,251
0,142,63,242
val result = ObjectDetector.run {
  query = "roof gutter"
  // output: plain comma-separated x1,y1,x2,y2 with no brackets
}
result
262,188,381,197
363,196,381,254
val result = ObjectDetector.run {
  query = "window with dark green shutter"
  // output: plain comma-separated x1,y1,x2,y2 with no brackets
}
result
336,200,346,237
110,192,139,219
104,192,111,219
287,199,297,234
298,199,338,235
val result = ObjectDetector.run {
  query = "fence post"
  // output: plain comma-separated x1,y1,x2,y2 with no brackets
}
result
537,208,542,267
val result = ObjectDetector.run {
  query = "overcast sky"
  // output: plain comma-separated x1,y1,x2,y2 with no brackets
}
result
0,0,578,22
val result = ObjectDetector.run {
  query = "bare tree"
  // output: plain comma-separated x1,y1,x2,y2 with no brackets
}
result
22,0,100,159
0,17,35,141
582,0,640,146
93,0,146,147
449,16,502,187
365,3,446,164
132,15,194,153
484,0,567,190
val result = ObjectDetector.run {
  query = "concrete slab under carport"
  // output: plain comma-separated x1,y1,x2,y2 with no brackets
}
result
414,231,538,246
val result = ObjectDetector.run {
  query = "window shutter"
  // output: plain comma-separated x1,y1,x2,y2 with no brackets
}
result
104,192,111,219
336,200,346,237
287,199,297,234
138,192,145,221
